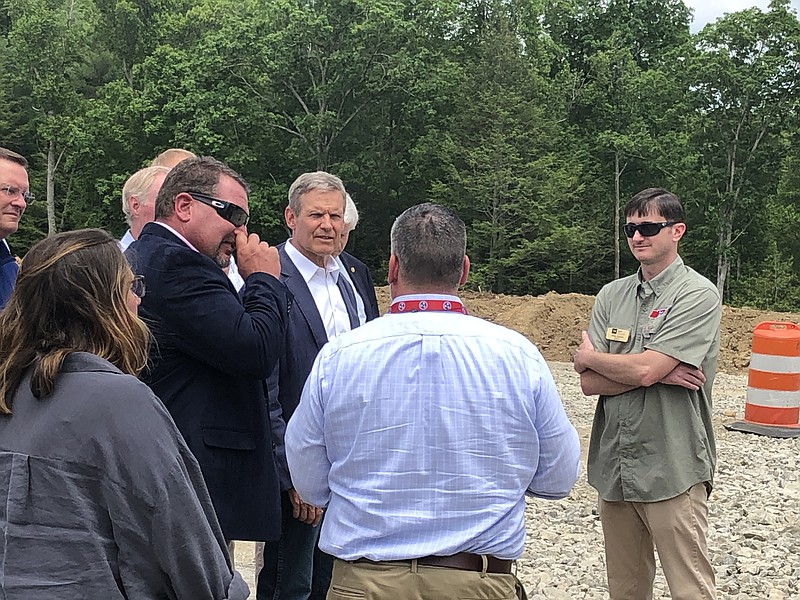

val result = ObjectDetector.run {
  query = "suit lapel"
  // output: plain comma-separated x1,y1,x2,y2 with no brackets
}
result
278,245,328,348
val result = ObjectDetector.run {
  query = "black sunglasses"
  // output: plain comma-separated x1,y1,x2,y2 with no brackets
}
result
623,221,676,238
186,191,249,227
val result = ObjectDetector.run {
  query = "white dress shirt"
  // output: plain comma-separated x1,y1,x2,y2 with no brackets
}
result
285,240,352,339
285,294,581,561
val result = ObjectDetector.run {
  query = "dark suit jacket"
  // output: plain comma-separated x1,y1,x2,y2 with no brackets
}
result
126,222,287,542
268,243,330,490
339,250,380,321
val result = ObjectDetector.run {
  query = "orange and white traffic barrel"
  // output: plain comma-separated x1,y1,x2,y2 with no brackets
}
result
726,321,800,438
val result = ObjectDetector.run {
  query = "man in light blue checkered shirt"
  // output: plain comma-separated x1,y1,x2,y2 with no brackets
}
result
286,203,581,600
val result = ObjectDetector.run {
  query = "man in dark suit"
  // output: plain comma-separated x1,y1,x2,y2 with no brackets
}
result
125,156,287,544
258,172,369,600
334,193,380,323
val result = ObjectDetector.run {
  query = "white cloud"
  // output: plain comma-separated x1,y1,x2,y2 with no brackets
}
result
684,0,800,32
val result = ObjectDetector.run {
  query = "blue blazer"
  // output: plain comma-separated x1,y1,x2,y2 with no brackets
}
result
126,223,287,541
268,243,330,489
339,250,380,321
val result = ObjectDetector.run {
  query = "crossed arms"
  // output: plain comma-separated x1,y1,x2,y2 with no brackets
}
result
574,331,705,396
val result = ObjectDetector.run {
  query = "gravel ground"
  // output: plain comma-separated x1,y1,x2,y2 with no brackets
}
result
233,362,800,599
520,363,800,600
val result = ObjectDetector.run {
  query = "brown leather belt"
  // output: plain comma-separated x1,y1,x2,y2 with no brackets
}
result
355,552,513,574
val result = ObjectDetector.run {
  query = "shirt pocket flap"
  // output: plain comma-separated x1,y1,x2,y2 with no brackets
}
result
202,427,256,450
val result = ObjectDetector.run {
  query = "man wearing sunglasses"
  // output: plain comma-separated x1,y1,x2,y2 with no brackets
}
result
0,147,32,309
573,188,721,600
125,156,287,554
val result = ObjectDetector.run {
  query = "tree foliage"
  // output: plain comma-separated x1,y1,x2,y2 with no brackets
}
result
2,0,799,309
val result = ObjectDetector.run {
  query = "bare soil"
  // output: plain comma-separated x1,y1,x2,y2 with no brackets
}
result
376,288,800,374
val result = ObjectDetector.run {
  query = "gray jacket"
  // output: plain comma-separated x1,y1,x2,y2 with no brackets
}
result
0,352,249,599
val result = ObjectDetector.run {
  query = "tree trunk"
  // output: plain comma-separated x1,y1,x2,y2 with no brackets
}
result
614,151,621,280
46,138,57,236
716,206,733,299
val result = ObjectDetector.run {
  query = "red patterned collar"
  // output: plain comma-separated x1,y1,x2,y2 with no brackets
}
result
389,297,467,314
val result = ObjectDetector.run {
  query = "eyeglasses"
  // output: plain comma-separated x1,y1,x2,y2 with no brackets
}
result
623,221,676,238
131,275,146,298
186,191,249,227
0,185,35,203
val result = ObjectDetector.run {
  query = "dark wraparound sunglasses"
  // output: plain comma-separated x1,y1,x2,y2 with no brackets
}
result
186,191,250,227
623,221,676,238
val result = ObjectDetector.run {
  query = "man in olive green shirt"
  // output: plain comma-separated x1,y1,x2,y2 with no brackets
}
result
574,188,721,600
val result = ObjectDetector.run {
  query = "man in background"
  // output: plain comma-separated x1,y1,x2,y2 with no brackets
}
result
151,147,197,168
119,166,170,251
286,202,581,599
0,147,32,309
259,171,363,600
333,193,379,324
574,187,721,600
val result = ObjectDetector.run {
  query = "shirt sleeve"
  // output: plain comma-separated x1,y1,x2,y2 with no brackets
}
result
526,355,581,500
285,349,333,508
145,246,287,379
588,287,611,352
644,285,721,369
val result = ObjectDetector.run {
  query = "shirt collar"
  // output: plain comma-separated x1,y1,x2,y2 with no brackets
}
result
153,221,199,253
285,239,338,284
392,293,463,304
637,255,684,297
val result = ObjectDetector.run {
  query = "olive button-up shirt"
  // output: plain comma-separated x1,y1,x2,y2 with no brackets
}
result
586,256,722,503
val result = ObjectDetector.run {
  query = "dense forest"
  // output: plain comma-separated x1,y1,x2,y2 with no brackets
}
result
2,0,799,309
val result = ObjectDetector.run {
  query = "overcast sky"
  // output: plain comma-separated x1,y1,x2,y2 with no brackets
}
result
684,0,800,31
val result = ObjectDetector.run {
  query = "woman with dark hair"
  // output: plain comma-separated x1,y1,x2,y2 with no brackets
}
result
0,229,249,599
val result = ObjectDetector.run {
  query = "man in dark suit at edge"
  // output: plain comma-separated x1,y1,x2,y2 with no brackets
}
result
125,156,287,545
258,172,364,600
334,193,380,324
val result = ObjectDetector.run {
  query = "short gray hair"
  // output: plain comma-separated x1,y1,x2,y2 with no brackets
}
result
121,166,170,225
0,147,28,169
344,194,359,230
390,203,466,288
287,171,346,214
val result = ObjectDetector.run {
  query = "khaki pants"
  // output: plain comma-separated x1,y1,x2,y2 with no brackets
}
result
598,483,716,600
326,558,518,600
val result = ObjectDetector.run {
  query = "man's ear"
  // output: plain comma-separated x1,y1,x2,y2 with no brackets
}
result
459,255,470,286
285,206,296,233
672,222,686,242
128,195,141,217
172,192,194,223
388,254,399,284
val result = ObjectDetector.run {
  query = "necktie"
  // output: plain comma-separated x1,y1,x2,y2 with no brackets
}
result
335,273,360,330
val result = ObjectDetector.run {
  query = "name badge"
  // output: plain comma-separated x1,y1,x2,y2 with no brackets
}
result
606,327,630,343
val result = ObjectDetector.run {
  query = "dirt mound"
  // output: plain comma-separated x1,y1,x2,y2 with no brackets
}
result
375,288,800,373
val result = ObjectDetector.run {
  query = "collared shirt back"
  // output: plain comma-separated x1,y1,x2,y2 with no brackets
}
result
286,295,581,561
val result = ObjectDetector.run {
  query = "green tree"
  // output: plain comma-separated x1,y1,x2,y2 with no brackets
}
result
681,0,800,299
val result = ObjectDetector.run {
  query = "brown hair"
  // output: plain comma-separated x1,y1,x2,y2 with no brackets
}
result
0,229,150,412
154,156,250,219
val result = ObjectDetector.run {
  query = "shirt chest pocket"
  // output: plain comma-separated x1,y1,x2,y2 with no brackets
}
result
641,307,672,340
